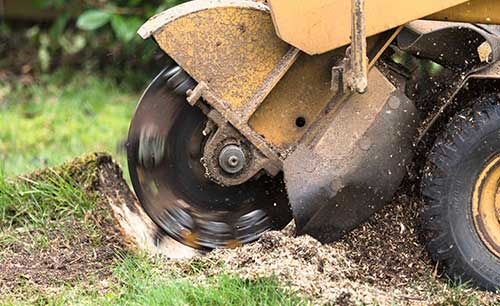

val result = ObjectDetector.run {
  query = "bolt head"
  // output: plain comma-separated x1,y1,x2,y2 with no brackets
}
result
219,145,246,174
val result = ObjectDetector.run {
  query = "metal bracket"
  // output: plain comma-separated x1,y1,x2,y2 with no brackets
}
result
331,0,369,94
186,81,208,106
185,84,282,184
185,79,287,172
202,120,280,187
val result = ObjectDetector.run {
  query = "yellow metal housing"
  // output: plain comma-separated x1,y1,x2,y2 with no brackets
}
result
267,0,469,55
248,34,385,148
139,0,346,153
249,51,339,148
427,0,500,24
141,0,292,112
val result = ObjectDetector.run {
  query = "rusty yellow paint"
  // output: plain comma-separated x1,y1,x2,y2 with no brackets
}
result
249,52,338,148
426,0,500,24
249,35,385,148
152,5,291,110
267,0,469,55
472,155,500,258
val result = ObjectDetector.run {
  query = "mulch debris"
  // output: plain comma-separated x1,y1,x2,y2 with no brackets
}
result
185,193,499,305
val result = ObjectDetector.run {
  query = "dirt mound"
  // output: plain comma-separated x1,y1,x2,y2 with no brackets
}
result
202,201,429,305
199,197,497,305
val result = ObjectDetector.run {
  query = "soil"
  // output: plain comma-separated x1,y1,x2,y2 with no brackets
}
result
0,154,125,296
2,154,499,305
0,220,118,294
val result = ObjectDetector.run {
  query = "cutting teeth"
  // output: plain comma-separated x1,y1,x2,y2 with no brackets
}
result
236,209,272,243
136,167,145,184
225,240,242,249
158,207,195,242
139,125,165,169
181,230,199,248
197,220,233,248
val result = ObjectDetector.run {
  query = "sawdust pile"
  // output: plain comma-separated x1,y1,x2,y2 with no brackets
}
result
190,194,498,305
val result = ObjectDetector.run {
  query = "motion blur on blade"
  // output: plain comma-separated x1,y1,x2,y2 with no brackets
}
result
127,0,500,290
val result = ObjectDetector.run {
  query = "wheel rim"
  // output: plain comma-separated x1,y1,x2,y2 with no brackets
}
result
472,155,500,258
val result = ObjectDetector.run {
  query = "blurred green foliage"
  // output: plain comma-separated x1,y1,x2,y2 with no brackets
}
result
1,0,187,79
0,69,137,176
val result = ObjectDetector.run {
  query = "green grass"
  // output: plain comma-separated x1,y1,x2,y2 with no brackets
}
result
2,253,309,306
0,70,310,306
0,170,95,229
105,255,308,306
434,280,492,306
133,275,305,305
0,69,138,176
0,167,100,250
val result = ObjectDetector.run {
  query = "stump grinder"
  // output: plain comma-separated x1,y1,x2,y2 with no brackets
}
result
127,0,500,289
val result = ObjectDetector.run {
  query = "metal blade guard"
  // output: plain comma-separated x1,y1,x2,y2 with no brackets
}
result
284,69,421,242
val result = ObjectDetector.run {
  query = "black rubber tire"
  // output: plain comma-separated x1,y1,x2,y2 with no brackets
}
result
421,94,500,291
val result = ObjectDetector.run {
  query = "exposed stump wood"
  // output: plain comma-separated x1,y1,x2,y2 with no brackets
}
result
21,153,201,259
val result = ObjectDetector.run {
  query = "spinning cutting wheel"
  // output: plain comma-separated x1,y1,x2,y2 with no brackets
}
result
121,0,500,290
127,66,292,250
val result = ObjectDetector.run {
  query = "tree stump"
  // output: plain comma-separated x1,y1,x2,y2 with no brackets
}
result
24,153,202,259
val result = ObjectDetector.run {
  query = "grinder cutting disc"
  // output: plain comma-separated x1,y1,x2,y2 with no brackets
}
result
126,66,292,250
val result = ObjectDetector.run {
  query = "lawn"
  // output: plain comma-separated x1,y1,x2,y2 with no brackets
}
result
0,71,308,305
0,70,136,176
1,70,497,306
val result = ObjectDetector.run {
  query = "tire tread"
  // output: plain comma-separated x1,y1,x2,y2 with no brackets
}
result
422,94,500,289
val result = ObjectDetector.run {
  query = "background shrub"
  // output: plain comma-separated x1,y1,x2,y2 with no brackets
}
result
1,0,187,84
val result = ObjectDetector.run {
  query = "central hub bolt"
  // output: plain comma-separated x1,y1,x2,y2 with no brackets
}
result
228,156,240,167
219,145,246,174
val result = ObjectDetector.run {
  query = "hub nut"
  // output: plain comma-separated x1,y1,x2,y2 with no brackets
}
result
219,145,246,174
